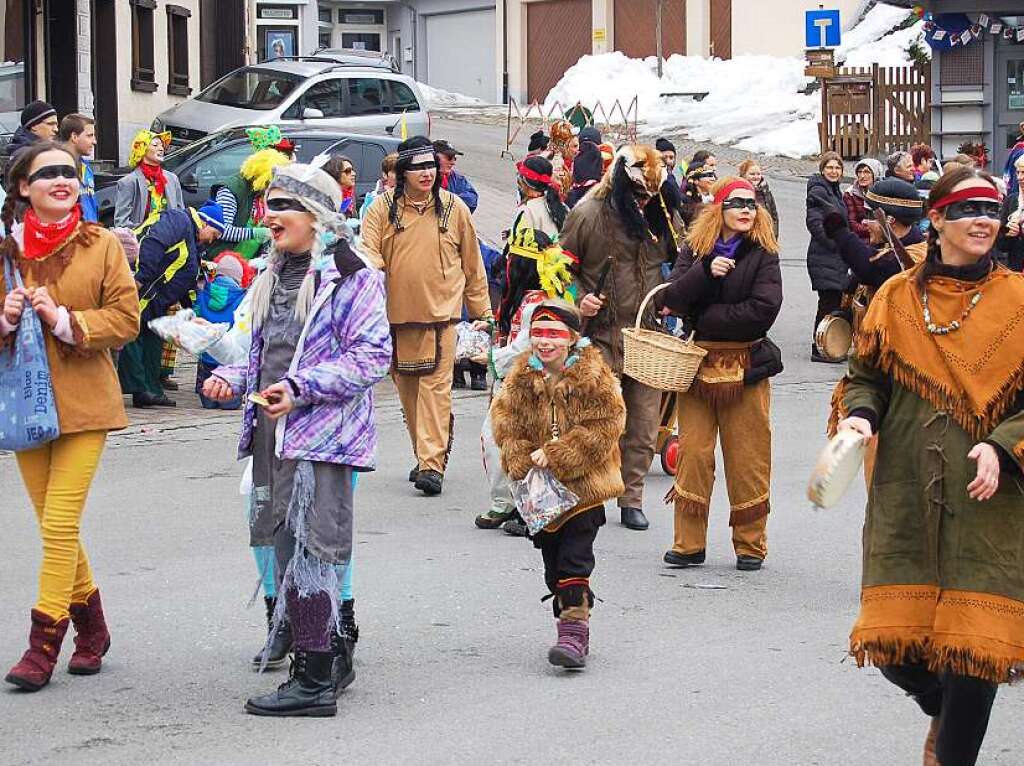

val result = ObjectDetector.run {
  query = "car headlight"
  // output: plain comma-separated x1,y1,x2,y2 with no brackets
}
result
151,117,164,132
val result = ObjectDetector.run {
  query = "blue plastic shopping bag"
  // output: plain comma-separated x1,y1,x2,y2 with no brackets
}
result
0,256,59,451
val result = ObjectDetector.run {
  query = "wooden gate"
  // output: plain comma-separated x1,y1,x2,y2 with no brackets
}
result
709,0,732,60
821,64,931,159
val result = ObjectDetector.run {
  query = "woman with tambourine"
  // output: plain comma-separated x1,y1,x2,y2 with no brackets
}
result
657,176,783,572
833,166,1024,765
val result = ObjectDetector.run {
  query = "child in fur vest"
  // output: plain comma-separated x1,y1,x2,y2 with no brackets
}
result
491,300,626,669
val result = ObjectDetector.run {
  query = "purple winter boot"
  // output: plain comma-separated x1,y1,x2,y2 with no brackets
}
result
547,619,589,669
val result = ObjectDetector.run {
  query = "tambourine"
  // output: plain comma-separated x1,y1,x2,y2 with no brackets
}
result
808,429,867,509
815,311,852,362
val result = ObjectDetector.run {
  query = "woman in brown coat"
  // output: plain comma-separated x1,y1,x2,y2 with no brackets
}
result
658,176,783,571
491,300,626,670
0,142,140,692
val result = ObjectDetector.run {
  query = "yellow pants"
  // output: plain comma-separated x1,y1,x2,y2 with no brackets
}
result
393,324,457,473
672,380,771,560
15,430,107,621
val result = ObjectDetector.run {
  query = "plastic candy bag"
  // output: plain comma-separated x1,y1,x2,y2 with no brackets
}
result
148,309,229,357
509,467,580,535
455,321,490,363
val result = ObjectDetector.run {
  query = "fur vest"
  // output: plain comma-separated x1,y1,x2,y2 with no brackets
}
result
491,345,626,522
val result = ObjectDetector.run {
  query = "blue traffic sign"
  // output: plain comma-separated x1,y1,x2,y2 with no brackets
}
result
806,9,841,48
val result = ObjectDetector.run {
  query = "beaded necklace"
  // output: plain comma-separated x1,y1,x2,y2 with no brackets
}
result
921,285,982,335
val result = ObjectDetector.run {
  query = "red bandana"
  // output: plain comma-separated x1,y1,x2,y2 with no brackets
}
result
139,160,167,198
931,185,1002,211
22,207,82,261
712,179,756,206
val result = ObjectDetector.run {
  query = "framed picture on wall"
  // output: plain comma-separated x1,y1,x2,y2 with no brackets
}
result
261,27,297,61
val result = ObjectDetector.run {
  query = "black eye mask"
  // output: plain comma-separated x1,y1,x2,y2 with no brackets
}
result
266,197,309,213
28,165,78,184
406,161,437,172
721,198,757,211
943,200,1002,221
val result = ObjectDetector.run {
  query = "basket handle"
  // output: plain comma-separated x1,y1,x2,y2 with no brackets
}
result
635,282,671,331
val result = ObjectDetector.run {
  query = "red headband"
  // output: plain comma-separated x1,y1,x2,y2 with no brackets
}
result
931,185,1002,212
517,162,553,187
713,179,756,206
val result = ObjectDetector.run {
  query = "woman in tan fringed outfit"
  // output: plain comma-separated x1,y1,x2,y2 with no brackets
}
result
835,166,1024,766
657,177,783,571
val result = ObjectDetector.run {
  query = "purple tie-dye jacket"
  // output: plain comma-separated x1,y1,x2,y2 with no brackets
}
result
213,247,391,468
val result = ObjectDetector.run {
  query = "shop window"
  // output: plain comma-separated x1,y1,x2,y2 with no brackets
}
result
319,30,333,50
167,5,192,96
341,32,381,52
131,0,157,92
340,9,384,25
940,43,984,87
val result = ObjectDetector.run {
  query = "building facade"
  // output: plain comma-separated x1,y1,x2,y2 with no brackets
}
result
889,1,1024,171
500,0,866,103
4,0,245,164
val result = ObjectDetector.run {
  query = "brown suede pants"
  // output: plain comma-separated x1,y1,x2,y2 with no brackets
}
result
672,379,771,560
393,324,457,473
617,376,663,508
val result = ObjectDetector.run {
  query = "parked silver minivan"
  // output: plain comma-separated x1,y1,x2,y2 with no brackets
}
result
152,58,430,146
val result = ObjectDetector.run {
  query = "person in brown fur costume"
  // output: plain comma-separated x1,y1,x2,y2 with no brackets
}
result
491,300,625,670
561,143,683,532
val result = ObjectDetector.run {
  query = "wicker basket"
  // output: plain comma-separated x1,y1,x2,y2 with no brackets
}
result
621,283,707,392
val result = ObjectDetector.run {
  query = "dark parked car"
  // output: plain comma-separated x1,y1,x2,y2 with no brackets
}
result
94,126,400,225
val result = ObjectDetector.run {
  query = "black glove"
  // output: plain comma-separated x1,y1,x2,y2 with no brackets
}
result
823,211,848,239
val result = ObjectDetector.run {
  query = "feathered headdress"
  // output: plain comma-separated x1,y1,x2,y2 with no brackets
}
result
508,227,577,302
240,148,292,192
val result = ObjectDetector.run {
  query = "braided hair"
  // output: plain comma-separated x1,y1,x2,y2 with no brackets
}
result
0,141,79,263
389,136,443,227
916,165,1000,288
519,155,568,232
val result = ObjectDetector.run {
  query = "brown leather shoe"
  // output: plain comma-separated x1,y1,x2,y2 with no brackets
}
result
68,590,111,675
5,610,70,692
923,716,940,766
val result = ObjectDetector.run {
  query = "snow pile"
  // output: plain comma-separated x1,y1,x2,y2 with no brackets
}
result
542,2,922,158
418,82,488,108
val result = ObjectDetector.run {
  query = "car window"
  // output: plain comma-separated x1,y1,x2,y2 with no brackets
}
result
301,80,345,118
191,143,254,192
345,78,387,116
294,138,340,163
163,132,241,174
388,81,420,113
196,68,300,111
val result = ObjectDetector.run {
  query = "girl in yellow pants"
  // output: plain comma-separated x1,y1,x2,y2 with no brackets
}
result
1,142,140,692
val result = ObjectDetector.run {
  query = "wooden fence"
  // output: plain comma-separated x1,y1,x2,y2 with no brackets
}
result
820,63,931,159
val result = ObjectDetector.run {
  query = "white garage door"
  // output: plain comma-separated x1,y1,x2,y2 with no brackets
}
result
424,9,496,102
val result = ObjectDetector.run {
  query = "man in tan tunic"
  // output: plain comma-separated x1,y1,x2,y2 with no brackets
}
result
361,136,492,496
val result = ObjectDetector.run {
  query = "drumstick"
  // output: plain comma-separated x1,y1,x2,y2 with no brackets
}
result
581,257,613,334
872,208,914,271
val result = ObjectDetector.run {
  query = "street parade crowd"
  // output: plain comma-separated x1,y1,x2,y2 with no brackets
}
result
3,95,1024,764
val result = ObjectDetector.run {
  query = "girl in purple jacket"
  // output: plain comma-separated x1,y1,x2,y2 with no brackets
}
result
203,163,391,717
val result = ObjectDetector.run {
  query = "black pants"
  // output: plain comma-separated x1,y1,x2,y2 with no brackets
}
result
532,507,604,612
880,663,998,766
813,289,844,341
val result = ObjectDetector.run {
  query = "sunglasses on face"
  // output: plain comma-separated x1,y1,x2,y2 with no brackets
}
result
29,165,77,184
341,166,355,175
944,200,1002,221
721,197,757,211
266,197,309,213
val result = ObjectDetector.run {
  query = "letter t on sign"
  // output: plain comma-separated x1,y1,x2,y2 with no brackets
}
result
814,18,832,48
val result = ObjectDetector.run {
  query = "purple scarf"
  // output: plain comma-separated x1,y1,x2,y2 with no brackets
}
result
712,235,742,260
